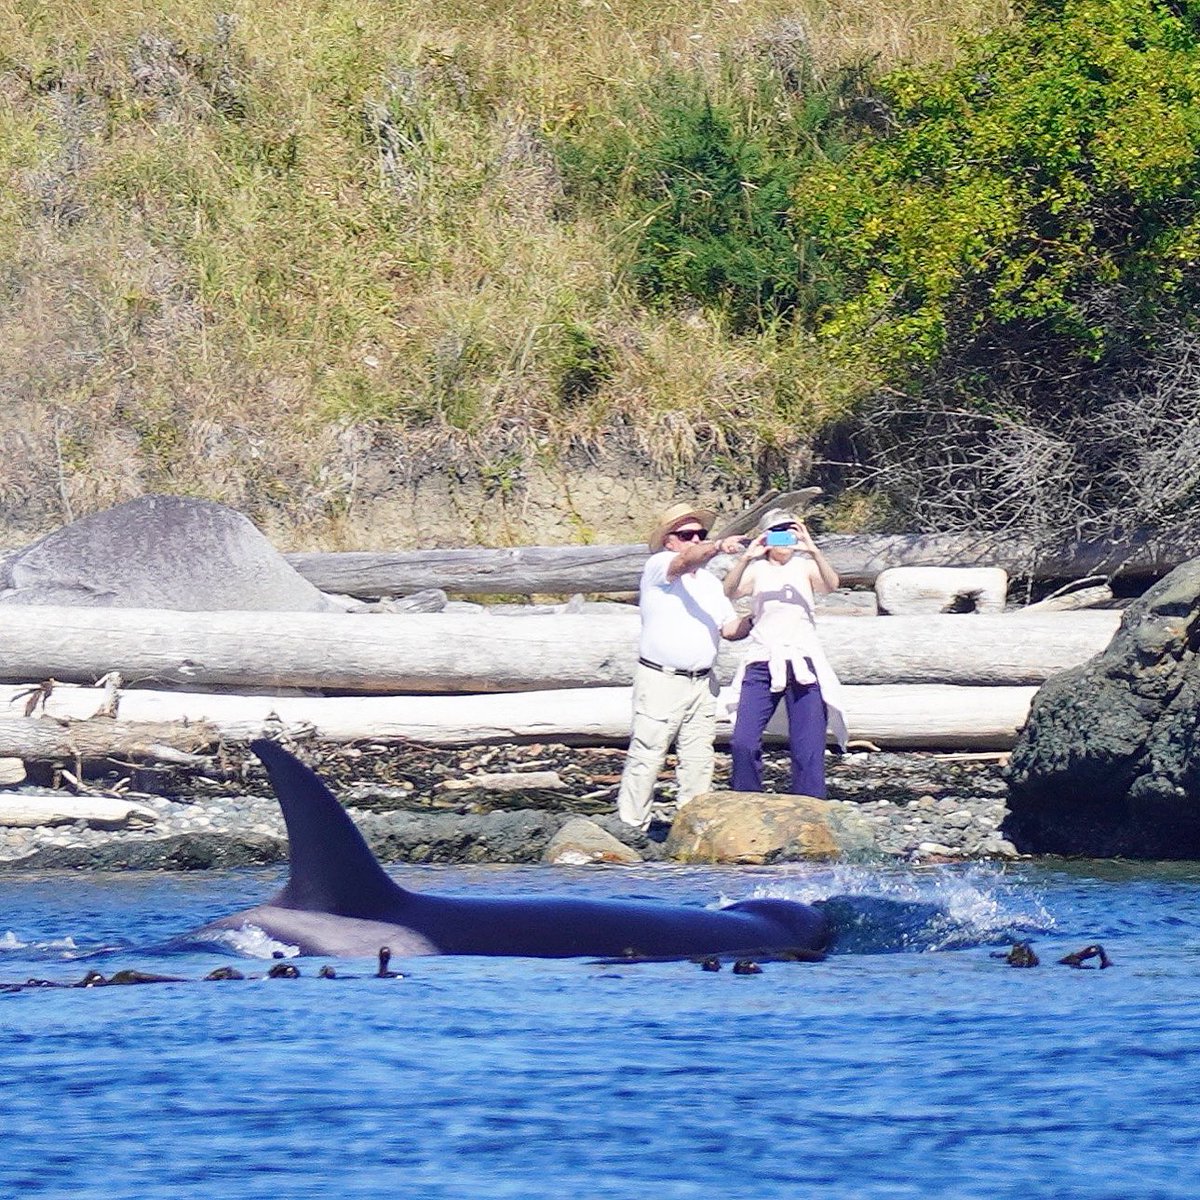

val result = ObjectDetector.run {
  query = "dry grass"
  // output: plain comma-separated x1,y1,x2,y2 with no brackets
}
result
0,0,1011,543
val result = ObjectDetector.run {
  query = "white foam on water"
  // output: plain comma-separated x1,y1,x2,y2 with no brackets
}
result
207,923,300,960
41,936,79,952
723,863,1055,952
2,932,109,960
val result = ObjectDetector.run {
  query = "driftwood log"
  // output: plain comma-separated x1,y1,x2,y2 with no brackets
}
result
0,794,159,829
1018,579,1116,613
0,608,1121,693
0,716,215,762
285,532,1198,598
875,566,1008,615
285,545,650,599
2,681,1040,750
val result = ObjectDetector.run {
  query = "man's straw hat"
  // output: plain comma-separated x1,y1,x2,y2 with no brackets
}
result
648,502,717,552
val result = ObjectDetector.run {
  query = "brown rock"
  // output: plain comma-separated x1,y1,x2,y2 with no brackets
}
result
665,791,876,864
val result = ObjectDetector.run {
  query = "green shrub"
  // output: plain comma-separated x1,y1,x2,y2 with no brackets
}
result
800,0,1200,370
559,68,850,332
625,87,803,329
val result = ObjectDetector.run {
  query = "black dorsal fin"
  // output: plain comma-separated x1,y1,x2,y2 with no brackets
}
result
251,739,408,917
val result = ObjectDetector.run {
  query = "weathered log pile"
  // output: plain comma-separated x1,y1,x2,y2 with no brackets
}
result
13,492,1200,869
0,490,1165,781
0,607,1120,762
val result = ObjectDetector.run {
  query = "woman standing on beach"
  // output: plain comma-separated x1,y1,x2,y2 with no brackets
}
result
722,508,848,797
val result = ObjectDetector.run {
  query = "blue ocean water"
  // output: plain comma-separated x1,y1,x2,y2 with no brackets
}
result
2,860,1199,1200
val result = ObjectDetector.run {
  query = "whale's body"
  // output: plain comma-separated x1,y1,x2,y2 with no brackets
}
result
190,740,831,961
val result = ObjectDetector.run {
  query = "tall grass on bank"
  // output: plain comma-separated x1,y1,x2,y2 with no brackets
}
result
0,0,1009,543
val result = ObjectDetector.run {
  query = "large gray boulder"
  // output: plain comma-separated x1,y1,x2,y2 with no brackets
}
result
0,495,349,611
1005,558,1200,857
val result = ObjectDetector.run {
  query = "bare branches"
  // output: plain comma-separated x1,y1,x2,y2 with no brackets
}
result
833,322,1200,571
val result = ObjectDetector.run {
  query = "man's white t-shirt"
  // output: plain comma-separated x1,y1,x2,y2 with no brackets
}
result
637,550,735,672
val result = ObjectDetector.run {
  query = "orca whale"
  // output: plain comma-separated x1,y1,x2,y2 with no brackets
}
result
188,739,832,961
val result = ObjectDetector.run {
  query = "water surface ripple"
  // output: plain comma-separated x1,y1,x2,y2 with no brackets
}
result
2,861,1198,1199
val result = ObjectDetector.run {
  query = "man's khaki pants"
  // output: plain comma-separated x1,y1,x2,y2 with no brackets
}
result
616,664,719,829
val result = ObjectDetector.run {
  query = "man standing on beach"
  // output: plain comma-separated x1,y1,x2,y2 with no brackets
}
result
616,502,749,831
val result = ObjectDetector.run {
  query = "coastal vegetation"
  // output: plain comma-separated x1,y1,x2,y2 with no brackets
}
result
2,0,1199,549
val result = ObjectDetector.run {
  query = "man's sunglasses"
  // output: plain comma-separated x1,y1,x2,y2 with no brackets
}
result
671,527,708,542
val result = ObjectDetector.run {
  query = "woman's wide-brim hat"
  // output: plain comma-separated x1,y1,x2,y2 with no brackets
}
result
757,507,801,534
648,502,717,552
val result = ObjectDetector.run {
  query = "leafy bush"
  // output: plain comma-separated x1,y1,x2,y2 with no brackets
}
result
800,0,1200,370
624,86,804,329
559,68,851,332
801,0,1200,550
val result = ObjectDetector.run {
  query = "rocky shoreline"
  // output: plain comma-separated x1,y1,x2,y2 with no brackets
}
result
0,744,1017,870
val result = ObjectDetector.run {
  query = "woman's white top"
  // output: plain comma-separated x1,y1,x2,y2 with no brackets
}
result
729,555,848,747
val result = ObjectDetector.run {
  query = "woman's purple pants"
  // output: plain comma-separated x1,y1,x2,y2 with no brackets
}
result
729,659,828,797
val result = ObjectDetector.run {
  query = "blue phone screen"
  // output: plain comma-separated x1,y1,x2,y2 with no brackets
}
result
766,530,796,546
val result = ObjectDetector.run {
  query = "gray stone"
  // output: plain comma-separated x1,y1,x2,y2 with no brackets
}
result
356,809,565,864
1006,557,1200,857
916,841,961,857
3,832,287,871
976,835,1019,858
0,495,349,611
543,817,641,865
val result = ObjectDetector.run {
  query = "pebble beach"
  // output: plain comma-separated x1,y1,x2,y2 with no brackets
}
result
0,744,1018,869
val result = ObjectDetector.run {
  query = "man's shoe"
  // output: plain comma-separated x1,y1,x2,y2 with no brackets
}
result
645,817,673,843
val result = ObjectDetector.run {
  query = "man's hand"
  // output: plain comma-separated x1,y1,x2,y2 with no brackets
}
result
721,612,753,641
